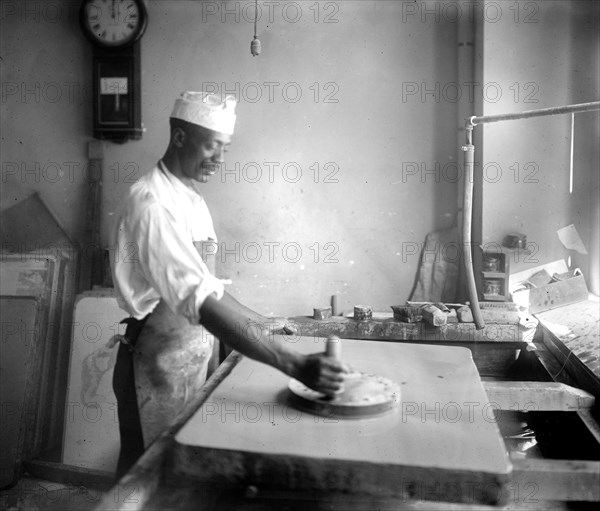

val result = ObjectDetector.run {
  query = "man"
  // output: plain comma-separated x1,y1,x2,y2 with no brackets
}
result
110,91,346,479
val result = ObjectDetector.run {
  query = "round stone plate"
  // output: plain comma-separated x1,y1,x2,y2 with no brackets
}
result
287,372,401,419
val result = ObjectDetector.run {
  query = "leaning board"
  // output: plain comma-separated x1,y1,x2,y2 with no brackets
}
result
62,290,127,472
172,338,512,506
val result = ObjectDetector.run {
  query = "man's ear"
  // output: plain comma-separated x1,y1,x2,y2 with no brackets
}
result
171,126,186,148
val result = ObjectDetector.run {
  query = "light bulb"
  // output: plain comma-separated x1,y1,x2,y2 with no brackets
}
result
251,36,261,57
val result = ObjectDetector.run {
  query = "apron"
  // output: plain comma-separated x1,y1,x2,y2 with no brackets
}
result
118,240,219,454
132,302,213,446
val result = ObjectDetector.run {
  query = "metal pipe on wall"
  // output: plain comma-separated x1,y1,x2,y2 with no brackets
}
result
461,129,485,329
468,101,600,127
456,0,475,209
455,0,476,305
463,101,600,330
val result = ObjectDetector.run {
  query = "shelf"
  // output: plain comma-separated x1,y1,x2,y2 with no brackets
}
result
477,246,511,303
482,272,506,279
483,293,508,301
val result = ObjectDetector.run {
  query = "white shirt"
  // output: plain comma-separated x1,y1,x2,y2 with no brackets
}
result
110,161,226,323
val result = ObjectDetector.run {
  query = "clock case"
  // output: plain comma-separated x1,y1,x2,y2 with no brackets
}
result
92,43,142,142
79,1,147,142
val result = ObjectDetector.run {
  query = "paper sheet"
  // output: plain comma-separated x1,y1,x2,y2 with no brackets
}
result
557,224,588,254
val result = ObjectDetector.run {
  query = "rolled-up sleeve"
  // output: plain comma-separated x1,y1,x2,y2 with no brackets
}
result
128,202,224,324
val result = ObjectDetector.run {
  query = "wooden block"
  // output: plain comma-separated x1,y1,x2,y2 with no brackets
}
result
527,269,553,287
457,305,473,323
330,294,339,316
457,303,520,324
479,302,521,324
430,303,457,323
444,308,458,323
516,275,589,314
421,304,447,326
479,302,519,312
353,305,372,321
313,307,332,320
390,305,422,323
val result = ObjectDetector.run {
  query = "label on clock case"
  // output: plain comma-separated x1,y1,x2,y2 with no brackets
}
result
100,77,128,95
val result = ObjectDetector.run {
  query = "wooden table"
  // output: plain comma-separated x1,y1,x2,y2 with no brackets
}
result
170,337,511,506
90,317,599,510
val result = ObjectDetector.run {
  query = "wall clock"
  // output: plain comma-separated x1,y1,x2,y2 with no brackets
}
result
79,0,148,141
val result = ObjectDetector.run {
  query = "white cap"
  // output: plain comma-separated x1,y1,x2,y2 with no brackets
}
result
170,91,237,135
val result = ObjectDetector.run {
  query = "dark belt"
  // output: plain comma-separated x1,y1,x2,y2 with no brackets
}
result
119,315,149,350
112,314,150,480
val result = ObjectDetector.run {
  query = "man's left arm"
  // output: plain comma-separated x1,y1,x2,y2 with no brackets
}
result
219,291,297,334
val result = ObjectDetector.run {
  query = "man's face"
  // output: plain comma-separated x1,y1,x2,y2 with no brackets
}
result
179,125,232,183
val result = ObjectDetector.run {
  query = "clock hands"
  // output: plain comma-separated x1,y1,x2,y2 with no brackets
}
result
83,0,144,46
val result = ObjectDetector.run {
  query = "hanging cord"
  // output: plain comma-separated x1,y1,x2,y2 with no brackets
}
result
254,0,258,37
250,0,261,56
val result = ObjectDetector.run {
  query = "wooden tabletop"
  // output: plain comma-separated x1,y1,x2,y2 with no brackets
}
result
284,315,526,343
171,337,512,506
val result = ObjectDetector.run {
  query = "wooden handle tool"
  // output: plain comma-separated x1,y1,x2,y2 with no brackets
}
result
326,335,342,360
287,334,401,419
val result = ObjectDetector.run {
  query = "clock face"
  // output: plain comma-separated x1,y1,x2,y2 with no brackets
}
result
81,0,147,47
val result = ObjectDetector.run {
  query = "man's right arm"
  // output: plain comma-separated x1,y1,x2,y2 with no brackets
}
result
199,294,346,396
219,291,296,334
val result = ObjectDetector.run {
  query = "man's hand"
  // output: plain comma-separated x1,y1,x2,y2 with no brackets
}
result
293,352,350,397
200,295,347,397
